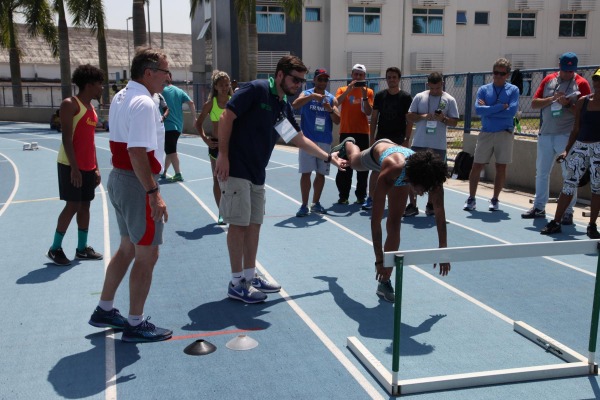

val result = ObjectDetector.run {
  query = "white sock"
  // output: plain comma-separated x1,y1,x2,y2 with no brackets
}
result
231,273,243,285
128,314,144,327
98,300,114,312
243,267,256,281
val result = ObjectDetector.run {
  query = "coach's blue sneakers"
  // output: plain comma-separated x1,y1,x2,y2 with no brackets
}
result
89,306,127,329
251,274,281,293
296,204,310,217
310,202,326,214
121,317,172,343
228,278,267,303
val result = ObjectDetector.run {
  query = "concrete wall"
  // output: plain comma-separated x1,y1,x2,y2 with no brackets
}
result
463,133,591,202
0,107,200,135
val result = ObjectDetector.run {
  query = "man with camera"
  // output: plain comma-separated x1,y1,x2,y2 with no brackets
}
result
405,72,459,216
334,64,374,205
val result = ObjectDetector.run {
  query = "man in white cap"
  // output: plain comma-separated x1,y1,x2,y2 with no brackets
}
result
334,64,374,205
522,52,590,225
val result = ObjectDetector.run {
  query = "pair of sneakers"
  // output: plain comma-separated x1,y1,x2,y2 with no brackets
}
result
330,137,356,160
88,307,172,342
376,280,395,303
463,197,500,211
296,202,326,217
228,274,281,304
46,246,103,266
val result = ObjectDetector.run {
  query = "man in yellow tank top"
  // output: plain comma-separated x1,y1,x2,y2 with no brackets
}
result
46,64,105,266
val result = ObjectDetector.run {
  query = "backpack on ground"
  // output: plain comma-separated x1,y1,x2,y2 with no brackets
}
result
452,151,474,180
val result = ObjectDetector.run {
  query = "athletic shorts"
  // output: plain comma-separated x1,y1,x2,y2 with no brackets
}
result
164,130,181,154
473,131,514,164
108,168,163,246
218,177,265,226
298,142,331,175
57,162,97,202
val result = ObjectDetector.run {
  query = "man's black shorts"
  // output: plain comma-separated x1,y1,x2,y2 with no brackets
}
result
57,163,97,202
164,130,181,154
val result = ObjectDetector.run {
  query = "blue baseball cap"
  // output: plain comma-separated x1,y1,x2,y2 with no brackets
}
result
559,52,578,71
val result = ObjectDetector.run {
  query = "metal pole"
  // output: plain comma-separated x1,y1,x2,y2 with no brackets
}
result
126,17,133,79
588,249,600,373
160,0,164,49
392,255,405,393
147,1,151,46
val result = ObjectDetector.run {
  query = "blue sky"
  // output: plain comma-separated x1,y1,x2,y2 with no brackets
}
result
101,0,192,35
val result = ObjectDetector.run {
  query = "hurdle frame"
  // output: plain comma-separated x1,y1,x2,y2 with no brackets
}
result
347,240,600,396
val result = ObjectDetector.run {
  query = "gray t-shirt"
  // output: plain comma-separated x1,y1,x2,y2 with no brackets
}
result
537,74,586,135
409,91,459,150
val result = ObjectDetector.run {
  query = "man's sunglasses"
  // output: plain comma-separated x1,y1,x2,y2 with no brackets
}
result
493,70,508,76
316,77,329,82
286,73,306,85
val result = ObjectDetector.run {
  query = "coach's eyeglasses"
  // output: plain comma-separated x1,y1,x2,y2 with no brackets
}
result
493,70,508,76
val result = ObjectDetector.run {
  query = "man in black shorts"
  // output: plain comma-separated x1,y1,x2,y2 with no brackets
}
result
46,64,105,266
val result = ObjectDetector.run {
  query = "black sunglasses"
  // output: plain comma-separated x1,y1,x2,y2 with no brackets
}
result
493,71,508,76
286,73,306,85
316,77,329,82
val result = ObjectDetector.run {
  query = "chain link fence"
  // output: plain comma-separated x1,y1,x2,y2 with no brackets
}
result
3,65,598,162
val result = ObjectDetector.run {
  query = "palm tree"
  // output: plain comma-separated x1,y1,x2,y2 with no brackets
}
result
52,0,74,99
132,0,147,48
0,0,58,107
70,0,110,104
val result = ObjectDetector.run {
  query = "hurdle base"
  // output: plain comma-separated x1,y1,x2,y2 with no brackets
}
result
348,320,596,396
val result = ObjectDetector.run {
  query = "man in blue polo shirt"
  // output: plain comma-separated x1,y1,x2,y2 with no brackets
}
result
464,58,520,212
215,56,347,304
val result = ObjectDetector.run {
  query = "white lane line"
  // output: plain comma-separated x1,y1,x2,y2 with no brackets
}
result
0,133,119,399
0,152,19,218
171,177,382,399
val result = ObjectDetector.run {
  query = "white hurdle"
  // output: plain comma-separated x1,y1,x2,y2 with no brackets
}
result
347,240,600,396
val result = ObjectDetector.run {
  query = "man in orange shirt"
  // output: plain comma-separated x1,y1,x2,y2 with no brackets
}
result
335,64,374,204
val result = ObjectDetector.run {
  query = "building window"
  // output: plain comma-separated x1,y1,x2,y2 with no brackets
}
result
348,7,381,34
257,6,285,34
306,7,321,22
559,13,587,37
456,11,467,25
474,11,489,25
412,8,444,35
507,12,536,37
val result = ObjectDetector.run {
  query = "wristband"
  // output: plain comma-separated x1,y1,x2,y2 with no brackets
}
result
325,154,332,163
146,186,159,195
362,98,369,101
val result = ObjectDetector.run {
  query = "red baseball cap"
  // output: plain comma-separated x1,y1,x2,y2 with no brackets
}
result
314,68,330,78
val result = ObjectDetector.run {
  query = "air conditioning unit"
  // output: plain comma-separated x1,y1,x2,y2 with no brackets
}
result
510,0,545,11
348,0,386,4
412,0,449,6
505,54,539,70
410,52,445,72
560,0,596,11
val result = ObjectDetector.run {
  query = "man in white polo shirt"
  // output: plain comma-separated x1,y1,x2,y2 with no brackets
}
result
87,47,172,343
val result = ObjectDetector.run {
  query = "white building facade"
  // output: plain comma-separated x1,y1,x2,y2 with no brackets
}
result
300,0,600,78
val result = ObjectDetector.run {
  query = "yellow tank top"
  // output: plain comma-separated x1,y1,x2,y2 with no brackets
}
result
209,96,229,122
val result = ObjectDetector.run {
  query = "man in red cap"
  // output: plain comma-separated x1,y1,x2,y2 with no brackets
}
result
292,68,341,216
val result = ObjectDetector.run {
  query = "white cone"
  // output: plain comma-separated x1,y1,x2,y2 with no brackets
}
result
226,334,258,351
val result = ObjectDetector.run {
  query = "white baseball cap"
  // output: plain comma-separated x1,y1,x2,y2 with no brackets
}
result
352,64,367,74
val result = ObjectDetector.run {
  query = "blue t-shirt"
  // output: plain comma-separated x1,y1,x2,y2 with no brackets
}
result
162,85,192,132
299,88,335,144
227,78,300,185
475,83,519,133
